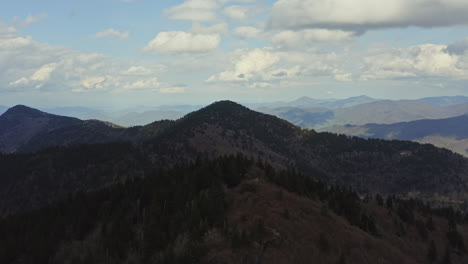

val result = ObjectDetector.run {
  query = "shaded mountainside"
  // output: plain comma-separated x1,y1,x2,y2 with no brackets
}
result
1,156,468,264
0,105,175,153
2,101,468,217
0,105,83,153
323,115,468,156
18,119,174,153
143,101,468,199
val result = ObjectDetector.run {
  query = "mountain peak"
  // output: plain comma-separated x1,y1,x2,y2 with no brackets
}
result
2,105,45,118
194,100,250,116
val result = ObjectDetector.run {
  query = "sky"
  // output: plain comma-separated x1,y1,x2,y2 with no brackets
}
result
2,0,468,109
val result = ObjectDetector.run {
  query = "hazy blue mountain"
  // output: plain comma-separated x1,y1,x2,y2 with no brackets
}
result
324,114,468,156
264,99,468,129
257,106,334,128
323,95,378,108
419,95,468,106
109,110,184,127
283,95,378,109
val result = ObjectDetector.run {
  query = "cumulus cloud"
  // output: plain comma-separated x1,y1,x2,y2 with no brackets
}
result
164,0,219,21
233,26,261,39
207,48,280,82
270,29,355,48
191,22,228,35
0,23,180,94
207,47,354,85
362,43,468,80
143,31,221,55
223,5,255,21
94,28,129,39
9,63,57,89
268,0,468,33
78,76,107,91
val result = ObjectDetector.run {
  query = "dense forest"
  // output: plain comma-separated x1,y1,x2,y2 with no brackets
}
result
1,155,468,263
2,101,468,263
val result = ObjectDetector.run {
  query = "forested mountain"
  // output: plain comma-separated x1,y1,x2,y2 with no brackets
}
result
0,105,83,153
1,101,468,216
2,101,468,263
1,155,468,264
0,105,175,153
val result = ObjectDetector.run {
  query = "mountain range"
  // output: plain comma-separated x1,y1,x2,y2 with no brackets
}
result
324,114,468,156
258,98,468,129
1,101,468,213
1,101,468,263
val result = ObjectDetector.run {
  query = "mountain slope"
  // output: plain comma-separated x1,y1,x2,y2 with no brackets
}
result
420,96,468,106
144,101,468,199
18,119,175,153
1,156,467,264
0,105,83,153
1,101,468,216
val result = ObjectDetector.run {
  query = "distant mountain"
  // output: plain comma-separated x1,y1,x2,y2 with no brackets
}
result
0,105,83,153
262,99,468,129
419,95,468,106
323,114,468,156
110,110,183,127
257,107,334,128
44,106,188,127
285,95,378,109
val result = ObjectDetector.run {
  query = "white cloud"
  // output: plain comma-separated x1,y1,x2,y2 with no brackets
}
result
143,31,221,55
124,77,160,90
223,5,249,21
0,22,178,94
268,0,468,33
233,26,261,39
79,76,107,90
160,86,186,93
94,28,129,39
362,43,468,80
223,4,262,21
122,66,153,76
207,48,279,82
8,63,57,89
191,22,228,34
165,0,219,21
270,29,355,48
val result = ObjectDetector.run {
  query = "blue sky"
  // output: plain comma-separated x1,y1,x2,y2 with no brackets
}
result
2,0,468,109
